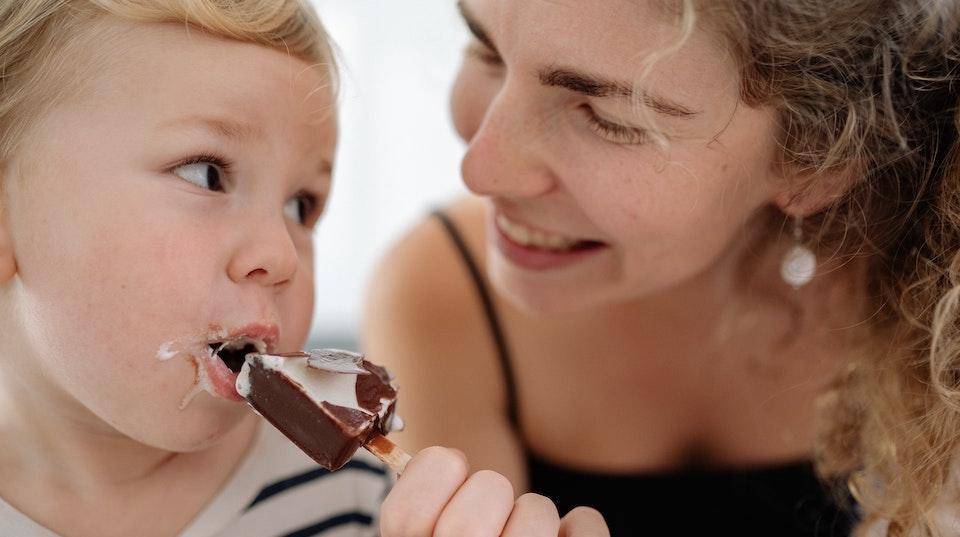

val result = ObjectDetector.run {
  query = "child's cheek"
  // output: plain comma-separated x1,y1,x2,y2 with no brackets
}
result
280,268,315,350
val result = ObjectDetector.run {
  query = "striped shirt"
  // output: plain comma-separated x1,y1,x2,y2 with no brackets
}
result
0,421,392,537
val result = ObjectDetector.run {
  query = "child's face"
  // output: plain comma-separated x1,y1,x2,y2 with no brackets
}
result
0,19,336,450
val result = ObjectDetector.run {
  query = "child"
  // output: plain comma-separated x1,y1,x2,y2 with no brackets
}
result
0,1,607,536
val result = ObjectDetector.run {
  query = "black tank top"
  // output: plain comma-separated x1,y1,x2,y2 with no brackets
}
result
432,210,855,537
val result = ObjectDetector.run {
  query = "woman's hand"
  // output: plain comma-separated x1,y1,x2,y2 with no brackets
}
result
380,447,610,537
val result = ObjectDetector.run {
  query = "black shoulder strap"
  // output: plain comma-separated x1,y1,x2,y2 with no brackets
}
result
431,209,520,430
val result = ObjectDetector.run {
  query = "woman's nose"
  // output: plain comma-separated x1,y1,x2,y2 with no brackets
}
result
460,83,556,200
226,212,299,289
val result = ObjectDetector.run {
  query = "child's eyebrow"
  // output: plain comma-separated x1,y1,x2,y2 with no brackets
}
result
161,115,264,142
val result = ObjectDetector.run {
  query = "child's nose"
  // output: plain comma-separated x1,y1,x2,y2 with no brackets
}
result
227,216,299,288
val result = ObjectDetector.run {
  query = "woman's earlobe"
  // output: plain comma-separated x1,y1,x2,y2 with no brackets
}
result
773,189,815,218
773,169,857,218
0,213,16,284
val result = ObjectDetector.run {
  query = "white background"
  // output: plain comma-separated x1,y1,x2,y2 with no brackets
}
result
307,1,469,345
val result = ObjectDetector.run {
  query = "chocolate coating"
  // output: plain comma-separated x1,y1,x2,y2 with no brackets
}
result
243,354,398,470
357,361,399,431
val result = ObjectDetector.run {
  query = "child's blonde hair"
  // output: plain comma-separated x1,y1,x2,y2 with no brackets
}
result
662,2,960,535
0,0,336,165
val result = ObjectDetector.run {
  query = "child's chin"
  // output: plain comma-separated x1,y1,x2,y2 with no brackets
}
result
127,401,253,453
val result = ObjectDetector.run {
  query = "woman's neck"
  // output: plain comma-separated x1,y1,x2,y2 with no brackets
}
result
598,219,869,355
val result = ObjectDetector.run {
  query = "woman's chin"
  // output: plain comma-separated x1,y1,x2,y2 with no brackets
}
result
490,263,612,315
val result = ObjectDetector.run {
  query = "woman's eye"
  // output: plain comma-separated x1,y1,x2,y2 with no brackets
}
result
283,192,319,226
581,105,648,146
172,160,226,192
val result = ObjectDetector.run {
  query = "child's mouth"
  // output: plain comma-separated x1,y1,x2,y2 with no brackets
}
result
197,334,272,405
209,339,263,374
159,323,279,408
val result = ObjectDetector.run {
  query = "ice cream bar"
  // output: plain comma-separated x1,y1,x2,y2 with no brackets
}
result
236,349,410,472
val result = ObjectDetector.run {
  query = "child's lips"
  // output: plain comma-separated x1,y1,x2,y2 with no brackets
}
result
160,321,282,408
203,322,281,401
201,354,247,402
224,323,280,351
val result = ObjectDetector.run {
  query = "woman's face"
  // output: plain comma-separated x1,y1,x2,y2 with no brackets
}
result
0,19,335,451
451,0,785,313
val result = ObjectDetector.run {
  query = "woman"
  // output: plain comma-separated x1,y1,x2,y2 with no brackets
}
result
364,1,960,535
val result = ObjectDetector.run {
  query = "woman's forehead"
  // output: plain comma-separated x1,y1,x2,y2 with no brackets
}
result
466,1,726,74
460,0,740,123
463,0,676,43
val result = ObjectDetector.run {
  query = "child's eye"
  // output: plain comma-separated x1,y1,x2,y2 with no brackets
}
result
580,105,648,146
172,156,229,192
283,191,320,226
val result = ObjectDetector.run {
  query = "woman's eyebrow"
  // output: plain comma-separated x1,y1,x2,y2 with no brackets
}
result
457,1,498,53
456,1,698,120
539,68,701,118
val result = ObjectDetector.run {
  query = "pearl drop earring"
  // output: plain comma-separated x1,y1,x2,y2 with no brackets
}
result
780,216,817,289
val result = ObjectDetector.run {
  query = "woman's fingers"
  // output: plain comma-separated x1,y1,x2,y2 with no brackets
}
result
433,469,515,536
501,493,561,537
380,446,470,537
559,506,610,537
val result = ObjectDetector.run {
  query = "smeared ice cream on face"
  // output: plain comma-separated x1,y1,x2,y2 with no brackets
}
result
156,341,180,362
156,337,219,408
156,327,230,363
236,350,402,470
156,327,268,409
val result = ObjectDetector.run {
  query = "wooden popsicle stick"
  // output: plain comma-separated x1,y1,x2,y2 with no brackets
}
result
364,433,412,474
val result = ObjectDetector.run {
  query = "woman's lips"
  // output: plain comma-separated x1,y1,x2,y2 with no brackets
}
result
491,213,608,271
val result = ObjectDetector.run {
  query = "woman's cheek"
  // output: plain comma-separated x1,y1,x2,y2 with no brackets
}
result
450,61,501,142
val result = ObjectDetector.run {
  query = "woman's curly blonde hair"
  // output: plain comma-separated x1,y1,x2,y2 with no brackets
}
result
678,1,960,534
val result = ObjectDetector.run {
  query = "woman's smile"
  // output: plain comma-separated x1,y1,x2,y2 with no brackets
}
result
491,211,609,271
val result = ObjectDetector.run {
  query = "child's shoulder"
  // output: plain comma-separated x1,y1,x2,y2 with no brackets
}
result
0,495,60,537
182,422,391,537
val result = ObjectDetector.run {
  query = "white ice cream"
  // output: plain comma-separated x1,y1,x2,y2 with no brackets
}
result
236,354,363,411
156,337,222,409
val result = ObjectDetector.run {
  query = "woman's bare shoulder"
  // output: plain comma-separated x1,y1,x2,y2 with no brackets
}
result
363,196,490,332
361,197,526,478
361,195,504,393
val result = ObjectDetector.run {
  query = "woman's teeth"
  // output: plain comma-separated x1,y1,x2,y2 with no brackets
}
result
496,214,582,251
